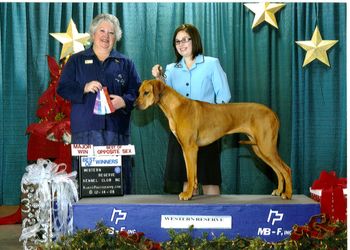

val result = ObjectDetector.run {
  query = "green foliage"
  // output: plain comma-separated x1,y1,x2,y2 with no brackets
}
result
161,220,347,250
41,222,160,250
162,222,347,250
42,221,346,250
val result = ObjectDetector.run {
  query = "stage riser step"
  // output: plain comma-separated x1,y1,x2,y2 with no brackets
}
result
73,195,320,242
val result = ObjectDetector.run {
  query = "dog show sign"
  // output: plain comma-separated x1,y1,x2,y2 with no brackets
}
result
71,144,135,198
94,145,135,156
80,155,122,167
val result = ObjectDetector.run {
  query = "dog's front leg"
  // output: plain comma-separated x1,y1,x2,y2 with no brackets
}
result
179,145,198,201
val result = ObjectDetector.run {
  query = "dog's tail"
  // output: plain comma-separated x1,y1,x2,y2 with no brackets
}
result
239,140,256,145
239,134,257,145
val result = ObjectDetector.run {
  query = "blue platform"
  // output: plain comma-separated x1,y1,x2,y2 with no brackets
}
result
73,194,320,242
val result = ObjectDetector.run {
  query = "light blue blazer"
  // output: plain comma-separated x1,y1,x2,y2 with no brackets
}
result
164,54,231,104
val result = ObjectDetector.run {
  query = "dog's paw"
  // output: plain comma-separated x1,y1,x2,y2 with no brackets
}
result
179,192,192,201
281,192,292,200
271,189,281,196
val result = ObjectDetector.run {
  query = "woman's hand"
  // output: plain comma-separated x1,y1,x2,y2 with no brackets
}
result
151,64,163,79
84,81,102,93
110,94,126,110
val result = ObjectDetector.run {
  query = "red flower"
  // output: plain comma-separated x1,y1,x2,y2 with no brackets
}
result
47,54,61,80
151,242,162,250
144,239,162,250
26,55,72,171
127,232,144,243
118,230,128,238
27,55,72,143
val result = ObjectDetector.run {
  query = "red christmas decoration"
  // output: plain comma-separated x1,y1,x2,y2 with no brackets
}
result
118,230,161,250
290,213,337,241
26,56,72,172
310,171,347,222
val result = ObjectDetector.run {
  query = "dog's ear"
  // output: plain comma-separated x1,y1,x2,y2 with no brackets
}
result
152,79,165,104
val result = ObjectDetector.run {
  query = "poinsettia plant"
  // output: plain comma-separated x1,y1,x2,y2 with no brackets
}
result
27,56,71,142
26,56,72,172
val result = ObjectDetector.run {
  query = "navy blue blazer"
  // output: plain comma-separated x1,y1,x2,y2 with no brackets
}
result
57,47,141,135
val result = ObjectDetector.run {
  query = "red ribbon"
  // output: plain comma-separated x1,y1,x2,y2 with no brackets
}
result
311,171,347,222
291,214,337,241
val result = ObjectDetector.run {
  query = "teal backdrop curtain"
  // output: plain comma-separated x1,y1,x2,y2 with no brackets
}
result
0,3,346,205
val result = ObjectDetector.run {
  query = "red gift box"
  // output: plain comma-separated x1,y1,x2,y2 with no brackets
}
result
310,170,347,222
27,133,72,173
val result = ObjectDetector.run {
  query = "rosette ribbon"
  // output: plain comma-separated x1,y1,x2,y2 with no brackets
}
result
93,87,116,115
19,159,78,249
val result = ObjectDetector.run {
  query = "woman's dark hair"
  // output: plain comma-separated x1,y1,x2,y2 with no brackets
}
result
172,24,203,63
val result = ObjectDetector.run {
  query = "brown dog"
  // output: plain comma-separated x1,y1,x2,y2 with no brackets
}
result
135,79,292,201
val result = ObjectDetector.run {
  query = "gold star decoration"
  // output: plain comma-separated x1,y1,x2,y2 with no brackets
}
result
295,26,338,67
50,19,90,60
244,2,286,29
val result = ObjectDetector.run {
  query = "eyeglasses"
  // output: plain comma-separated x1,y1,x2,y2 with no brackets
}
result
175,37,192,46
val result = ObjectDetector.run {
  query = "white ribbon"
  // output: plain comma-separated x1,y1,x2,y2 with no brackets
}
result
20,159,78,249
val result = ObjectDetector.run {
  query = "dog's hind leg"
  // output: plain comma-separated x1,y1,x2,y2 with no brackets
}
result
253,144,292,199
270,156,292,199
240,134,286,198
251,145,285,197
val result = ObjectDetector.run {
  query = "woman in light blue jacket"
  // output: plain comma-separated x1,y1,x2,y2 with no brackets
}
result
152,24,231,195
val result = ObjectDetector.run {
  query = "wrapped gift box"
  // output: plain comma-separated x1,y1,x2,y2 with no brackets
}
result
19,159,78,249
310,170,347,222
310,187,348,202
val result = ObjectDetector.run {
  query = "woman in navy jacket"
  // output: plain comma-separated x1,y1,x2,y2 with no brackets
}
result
57,14,141,194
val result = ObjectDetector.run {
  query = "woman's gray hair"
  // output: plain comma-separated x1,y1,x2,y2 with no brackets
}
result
89,13,122,42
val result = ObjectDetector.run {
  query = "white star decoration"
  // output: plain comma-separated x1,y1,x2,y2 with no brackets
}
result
296,26,338,67
244,2,286,29
50,19,90,60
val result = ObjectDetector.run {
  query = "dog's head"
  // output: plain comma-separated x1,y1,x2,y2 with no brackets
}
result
135,79,165,110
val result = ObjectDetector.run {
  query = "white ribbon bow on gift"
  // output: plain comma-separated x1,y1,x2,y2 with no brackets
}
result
20,159,78,249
